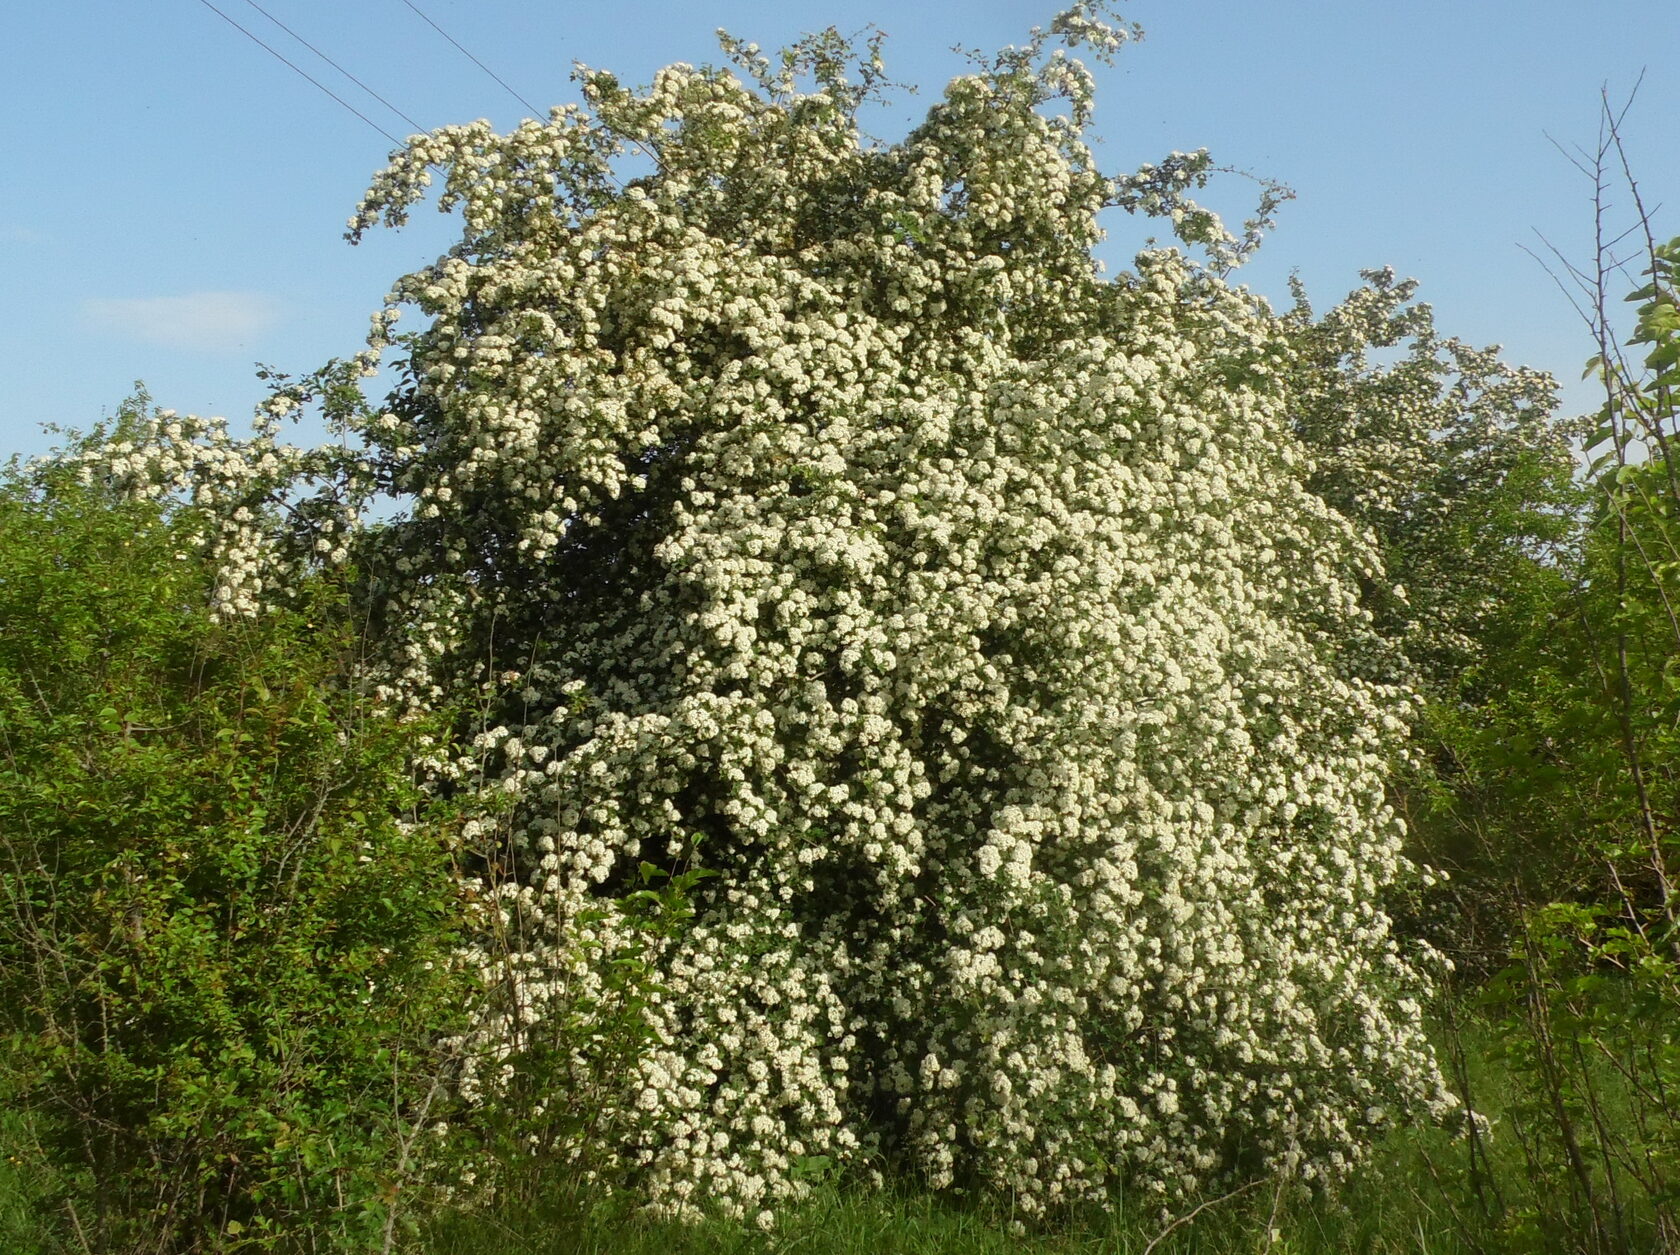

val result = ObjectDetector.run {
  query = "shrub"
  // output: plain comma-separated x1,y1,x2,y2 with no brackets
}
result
1412,99,1680,1249
0,428,475,1252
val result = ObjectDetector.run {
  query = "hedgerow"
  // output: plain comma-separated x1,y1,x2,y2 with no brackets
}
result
46,3,1498,1228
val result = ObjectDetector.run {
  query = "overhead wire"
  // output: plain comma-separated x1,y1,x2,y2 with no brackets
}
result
395,0,545,118
193,0,406,147
239,0,429,135
195,0,621,202
385,1,620,189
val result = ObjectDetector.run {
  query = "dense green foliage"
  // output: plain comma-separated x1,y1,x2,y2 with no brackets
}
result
1427,228,1680,1253
0,422,478,1251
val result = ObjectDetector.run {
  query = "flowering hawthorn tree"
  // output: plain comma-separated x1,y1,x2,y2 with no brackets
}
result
69,4,1462,1223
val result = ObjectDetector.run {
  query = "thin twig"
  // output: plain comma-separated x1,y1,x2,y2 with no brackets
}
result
1140,1176,1267,1255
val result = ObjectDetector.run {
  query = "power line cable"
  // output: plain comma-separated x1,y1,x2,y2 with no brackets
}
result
239,0,428,135
194,0,404,146
395,0,544,118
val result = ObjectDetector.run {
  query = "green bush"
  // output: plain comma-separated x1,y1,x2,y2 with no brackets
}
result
0,435,477,1252
1412,205,1680,1251
1477,232,1680,1253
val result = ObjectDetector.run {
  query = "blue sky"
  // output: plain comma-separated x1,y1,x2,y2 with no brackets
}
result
4,1,1677,461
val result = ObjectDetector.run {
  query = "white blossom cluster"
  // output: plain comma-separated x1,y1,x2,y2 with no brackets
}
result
64,5,1463,1222
48,367,380,619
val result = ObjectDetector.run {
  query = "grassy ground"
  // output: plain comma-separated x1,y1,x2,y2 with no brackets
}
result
419,1156,1480,1255
418,1066,1500,1255
417,1007,1670,1255
0,1105,56,1255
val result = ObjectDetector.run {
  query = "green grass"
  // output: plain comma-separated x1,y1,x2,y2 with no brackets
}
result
0,1102,57,1255
420,1168,1471,1255
414,1007,1673,1255
416,1113,1494,1255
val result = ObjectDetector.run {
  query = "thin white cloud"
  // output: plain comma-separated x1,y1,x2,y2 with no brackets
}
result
0,224,43,244
83,291,281,353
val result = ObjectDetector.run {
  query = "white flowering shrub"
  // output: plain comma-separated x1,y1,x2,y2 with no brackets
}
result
1282,269,1575,696
58,3,1462,1224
